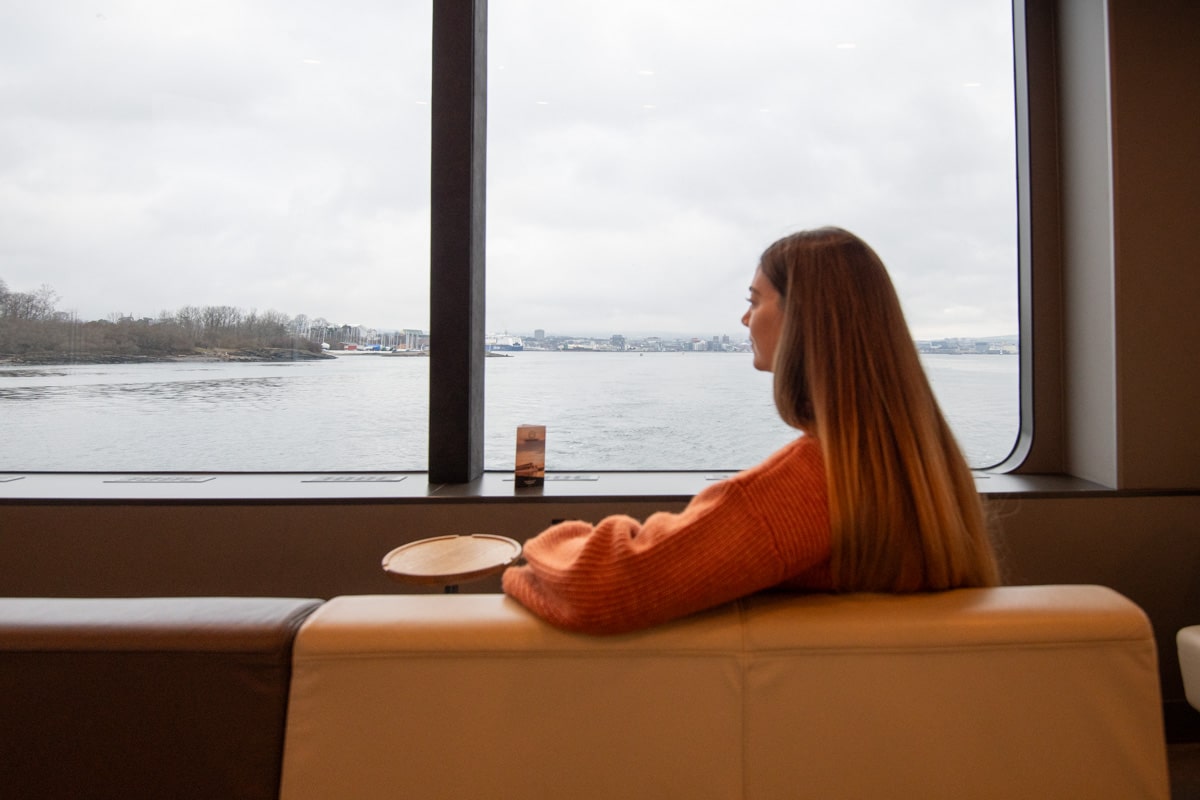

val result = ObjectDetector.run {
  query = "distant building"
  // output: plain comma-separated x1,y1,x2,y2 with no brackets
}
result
401,329,426,351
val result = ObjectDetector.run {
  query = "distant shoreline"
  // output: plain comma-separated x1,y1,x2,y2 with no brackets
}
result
0,347,334,366
0,346,1016,367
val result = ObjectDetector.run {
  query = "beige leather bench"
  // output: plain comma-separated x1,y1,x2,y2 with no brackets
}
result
279,585,1170,800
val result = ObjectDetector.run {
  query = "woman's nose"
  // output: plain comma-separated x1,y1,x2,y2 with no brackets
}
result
741,309,750,327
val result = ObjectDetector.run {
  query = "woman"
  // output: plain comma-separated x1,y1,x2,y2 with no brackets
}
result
502,227,1000,634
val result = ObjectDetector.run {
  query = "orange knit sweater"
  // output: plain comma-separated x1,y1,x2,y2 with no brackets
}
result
501,436,832,634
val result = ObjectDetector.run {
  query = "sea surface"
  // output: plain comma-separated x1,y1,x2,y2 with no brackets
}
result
0,351,1018,472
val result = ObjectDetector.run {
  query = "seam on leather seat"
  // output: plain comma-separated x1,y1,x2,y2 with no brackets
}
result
738,598,749,800
293,651,745,663
740,639,1158,657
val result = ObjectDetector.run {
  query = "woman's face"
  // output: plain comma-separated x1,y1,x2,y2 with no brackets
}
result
741,266,783,372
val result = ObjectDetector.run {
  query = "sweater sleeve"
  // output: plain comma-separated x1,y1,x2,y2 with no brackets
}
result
501,437,830,634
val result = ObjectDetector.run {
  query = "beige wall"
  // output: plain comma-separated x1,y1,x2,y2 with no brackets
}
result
1055,0,1200,488
1106,0,1200,488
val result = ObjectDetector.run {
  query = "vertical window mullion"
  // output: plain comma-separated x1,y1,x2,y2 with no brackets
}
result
429,0,488,483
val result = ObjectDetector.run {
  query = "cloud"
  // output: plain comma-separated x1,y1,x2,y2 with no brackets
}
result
0,0,1018,340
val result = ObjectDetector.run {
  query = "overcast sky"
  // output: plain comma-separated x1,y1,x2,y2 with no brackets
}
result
1,0,1017,341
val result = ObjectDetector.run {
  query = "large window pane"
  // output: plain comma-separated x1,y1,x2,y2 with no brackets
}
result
486,0,1018,470
0,1,431,471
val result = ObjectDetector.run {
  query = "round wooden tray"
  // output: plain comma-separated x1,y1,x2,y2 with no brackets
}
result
381,534,522,587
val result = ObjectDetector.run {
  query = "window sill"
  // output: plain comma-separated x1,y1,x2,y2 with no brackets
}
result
0,470,1129,504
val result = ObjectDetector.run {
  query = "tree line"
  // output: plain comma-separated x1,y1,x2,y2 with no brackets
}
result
0,278,325,361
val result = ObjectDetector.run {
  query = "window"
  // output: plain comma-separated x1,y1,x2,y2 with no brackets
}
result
1,1,1019,476
485,0,1019,471
0,1,431,471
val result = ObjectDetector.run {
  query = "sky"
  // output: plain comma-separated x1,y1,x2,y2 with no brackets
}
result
0,0,1018,341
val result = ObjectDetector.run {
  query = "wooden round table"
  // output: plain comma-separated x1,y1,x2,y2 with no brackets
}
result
381,534,522,593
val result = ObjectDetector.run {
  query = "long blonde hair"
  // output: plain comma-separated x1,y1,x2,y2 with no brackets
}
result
759,227,999,591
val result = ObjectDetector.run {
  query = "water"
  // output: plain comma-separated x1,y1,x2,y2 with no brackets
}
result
0,351,1017,472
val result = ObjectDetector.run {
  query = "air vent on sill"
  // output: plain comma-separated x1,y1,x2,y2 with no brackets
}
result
301,475,409,483
104,476,217,483
503,474,599,482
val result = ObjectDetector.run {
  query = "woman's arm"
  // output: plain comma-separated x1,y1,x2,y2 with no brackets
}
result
502,438,830,634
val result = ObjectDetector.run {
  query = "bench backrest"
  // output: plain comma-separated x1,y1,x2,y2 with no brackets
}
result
280,586,1169,800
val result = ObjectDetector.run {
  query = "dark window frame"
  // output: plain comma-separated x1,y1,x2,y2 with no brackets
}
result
428,0,1039,483
429,0,488,482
